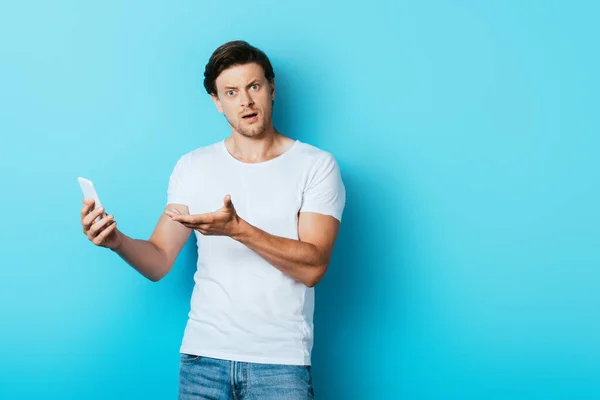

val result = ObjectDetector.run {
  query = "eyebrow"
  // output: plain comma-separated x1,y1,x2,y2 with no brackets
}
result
224,79,261,90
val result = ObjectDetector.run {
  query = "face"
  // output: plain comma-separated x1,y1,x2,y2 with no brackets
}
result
211,62,275,138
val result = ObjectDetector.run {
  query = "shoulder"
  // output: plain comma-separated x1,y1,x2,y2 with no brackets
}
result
292,142,344,190
173,140,223,168
293,141,339,168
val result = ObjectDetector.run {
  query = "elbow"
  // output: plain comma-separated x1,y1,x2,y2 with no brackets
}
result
305,278,318,288
305,264,328,288
147,263,172,283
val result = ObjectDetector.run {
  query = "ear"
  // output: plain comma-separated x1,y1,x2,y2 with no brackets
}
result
269,80,276,102
211,93,224,113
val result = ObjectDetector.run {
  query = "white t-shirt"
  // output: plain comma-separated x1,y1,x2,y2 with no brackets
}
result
166,139,346,366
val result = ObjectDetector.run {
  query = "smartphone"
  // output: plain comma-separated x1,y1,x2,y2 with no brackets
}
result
78,177,105,223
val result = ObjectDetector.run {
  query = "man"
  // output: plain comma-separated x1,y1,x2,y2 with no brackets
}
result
80,40,346,399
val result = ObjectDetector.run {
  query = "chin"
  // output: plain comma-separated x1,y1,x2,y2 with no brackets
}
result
237,124,268,138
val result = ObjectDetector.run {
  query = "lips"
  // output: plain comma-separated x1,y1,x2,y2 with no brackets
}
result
242,112,258,119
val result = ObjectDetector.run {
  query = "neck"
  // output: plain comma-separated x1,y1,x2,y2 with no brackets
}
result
226,126,293,163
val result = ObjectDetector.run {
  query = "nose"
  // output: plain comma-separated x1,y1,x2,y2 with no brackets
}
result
239,89,254,108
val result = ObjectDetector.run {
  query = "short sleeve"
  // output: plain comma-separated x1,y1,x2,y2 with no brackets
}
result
166,155,190,206
299,153,346,222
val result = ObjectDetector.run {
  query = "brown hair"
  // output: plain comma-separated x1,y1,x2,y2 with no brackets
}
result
203,40,275,96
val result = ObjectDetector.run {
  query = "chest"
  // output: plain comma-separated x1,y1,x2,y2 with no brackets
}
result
186,166,305,237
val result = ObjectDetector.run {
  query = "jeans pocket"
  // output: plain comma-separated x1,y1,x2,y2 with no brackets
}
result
180,353,202,363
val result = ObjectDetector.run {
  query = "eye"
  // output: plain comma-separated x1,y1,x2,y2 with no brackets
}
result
226,90,236,96
250,84,259,90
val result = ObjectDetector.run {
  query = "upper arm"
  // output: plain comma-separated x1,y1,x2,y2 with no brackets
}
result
154,154,194,268
149,203,192,269
297,152,346,274
298,212,340,266
299,152,346,221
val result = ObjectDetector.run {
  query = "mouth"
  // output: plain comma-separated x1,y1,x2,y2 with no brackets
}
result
242,112,259,121
242,112,258,119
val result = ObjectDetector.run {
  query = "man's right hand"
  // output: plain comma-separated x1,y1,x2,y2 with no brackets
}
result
81,199,121,250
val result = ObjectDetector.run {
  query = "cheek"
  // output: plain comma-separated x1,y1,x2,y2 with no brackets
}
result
221,105,239,121
257,94,271,112
220,97,238,111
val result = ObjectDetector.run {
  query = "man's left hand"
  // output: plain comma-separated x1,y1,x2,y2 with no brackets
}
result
165,195,241,237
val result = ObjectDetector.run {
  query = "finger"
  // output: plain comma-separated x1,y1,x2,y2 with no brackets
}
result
83,202,103,222
223,194,233,209
84,210,104,232
176,213,212,224
179,222,196,230
83,206,106,227
182,223,211,232
187,224,209,235
166,212,180,221
92,221,117,246
88,213,112,239
180,222,207,231
165,209,183,219
80,199,95,220
88,214,114,239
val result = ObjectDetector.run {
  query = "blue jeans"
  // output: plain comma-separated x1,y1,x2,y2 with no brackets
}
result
178,353,315,399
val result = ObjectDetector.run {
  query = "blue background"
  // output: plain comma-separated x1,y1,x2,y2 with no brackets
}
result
1,0,599,398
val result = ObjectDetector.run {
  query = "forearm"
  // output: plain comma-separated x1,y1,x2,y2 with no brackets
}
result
110,230,170,282
233,219,327,287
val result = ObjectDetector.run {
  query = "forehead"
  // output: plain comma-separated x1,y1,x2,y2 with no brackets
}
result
215,63,266,87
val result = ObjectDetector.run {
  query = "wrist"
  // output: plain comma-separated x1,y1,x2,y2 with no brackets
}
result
231,216,250,242
109,230,124,252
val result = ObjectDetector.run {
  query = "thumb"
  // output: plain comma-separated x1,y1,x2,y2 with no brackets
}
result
223,194,234,209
